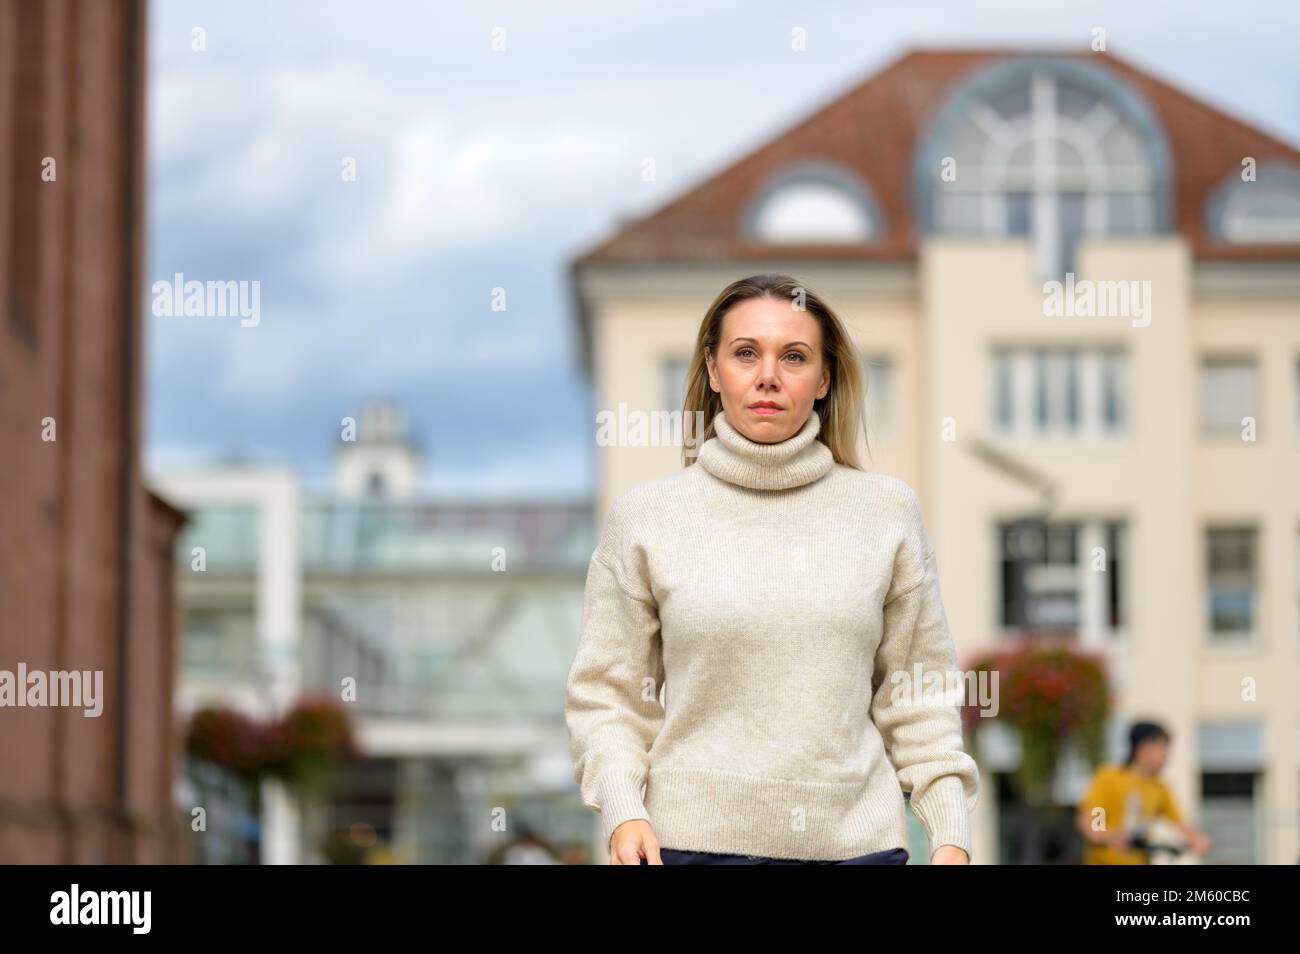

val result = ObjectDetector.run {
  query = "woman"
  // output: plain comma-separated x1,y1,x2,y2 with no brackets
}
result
564,273,979,866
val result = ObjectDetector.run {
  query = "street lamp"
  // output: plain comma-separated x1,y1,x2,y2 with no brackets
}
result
963,436,1058,635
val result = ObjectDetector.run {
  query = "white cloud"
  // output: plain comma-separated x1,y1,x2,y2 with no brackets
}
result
150,62,397,224
317,118,628,279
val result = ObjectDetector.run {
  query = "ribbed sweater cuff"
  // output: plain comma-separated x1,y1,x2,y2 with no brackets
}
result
910,775,973,862
598,767,651,850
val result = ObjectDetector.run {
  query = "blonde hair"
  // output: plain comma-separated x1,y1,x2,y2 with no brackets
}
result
677,273,872,471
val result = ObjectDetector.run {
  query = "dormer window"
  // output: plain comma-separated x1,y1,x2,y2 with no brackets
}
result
1206,162,1300,243
744,162,881,243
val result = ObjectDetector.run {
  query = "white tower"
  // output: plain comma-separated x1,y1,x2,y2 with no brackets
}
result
335,402,421,500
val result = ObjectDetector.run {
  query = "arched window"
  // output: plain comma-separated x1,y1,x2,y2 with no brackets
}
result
915,57,1171,279
1205,162,1300,243
743,162,881,243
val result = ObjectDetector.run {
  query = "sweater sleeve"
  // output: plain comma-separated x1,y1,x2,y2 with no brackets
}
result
870,494,981,862
564,495,666,852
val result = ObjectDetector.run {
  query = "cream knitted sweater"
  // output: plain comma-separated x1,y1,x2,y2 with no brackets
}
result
564,407,980,861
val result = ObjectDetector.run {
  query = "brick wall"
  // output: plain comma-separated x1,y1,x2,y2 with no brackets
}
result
0,0,194,863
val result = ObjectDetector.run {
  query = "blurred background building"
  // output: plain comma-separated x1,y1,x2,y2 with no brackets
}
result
155,403,594,863
571,48,1300,864
0,0,192,863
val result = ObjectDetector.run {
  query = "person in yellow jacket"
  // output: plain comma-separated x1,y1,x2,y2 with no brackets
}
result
1075,721,1212,864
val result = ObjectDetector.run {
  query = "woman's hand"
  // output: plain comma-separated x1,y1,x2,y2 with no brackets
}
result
931,844,970,864
610,819,662,864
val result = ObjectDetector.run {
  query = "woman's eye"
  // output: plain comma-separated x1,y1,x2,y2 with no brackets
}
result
735,348,806,362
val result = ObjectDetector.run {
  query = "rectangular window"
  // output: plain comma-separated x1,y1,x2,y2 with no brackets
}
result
1206,526,1257,639
661,356,689,414
992,349,1014,432
1201,355,1257,437
1197,724,1264,864
1200,773,1259,864
1040,350,1078,435
1064,349,1080,431
999,518,1125,634
1033,349,1050,432
861,353,894,437
992,346,1125,437
1100,349,1126,433
1105,521,1124,629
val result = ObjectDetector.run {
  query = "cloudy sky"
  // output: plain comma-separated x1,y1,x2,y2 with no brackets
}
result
142,0,1300,499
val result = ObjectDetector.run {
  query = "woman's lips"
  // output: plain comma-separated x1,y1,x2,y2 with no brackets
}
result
749,405,782,415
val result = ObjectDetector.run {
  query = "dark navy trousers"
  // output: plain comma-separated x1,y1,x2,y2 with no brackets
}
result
641,846,909,865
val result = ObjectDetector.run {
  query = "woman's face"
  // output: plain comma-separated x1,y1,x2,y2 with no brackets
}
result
705,295,830,443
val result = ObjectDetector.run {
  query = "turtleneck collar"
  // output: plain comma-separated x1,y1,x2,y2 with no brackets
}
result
696,408,834,491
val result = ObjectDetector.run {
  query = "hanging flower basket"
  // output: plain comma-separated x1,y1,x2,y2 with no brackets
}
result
185,706,277,782
264,693,359,793
961,631,1111,804
185,695,358,793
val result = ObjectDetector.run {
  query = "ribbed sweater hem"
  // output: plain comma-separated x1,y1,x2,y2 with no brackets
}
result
643,765,912,861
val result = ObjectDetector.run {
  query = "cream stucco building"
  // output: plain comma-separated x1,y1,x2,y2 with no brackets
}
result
570,48,1300,863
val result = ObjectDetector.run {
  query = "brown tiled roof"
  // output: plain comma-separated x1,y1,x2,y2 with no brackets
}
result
571,46,1300,267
